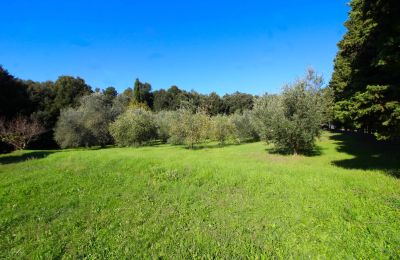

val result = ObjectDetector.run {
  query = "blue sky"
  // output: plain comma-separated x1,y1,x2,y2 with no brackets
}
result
1,0,348,95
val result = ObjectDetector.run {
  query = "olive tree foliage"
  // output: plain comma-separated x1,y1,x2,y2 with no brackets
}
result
110,94,130,119
167,110,187,145
253,69,327,154
210,115,236,145
154,111,177,143
54,108,92,148
109,108,157,147
168,109,210,148
54,93,115,148
230,110,259,143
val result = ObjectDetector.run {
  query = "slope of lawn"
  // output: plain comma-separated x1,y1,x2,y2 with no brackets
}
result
0,132,399,258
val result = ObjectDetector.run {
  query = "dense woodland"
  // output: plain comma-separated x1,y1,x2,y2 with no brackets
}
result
1,0,399,153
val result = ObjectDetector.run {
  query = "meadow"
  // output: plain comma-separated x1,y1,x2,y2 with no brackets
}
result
0,131,399,258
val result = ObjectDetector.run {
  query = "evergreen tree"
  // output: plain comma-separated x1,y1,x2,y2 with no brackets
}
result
133,78,153,108
330,0,400,139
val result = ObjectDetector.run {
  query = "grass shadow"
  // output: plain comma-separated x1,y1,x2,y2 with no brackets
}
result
183,142,245,150
0,151,58,165
265,145,323,157
330,132,400,178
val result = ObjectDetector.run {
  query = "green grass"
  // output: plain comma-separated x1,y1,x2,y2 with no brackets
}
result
0,132,399,258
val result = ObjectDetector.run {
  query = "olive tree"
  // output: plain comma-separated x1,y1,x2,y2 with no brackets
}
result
54,108,93,148
109,108,157,146
169,109,210,148
167,110,187,145
154,110,176,143
54,93,114,148
253,69,326,154
210,115,236,145
230,110,259,143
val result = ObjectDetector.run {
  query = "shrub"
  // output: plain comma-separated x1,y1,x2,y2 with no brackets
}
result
253,69,326,154
210,115,236,145
109,108,157,146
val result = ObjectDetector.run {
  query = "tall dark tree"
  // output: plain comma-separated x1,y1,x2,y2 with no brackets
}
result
133,78,153,108
330,0,400,139
53,76,92,111
25,80,56,128
103,86,117,99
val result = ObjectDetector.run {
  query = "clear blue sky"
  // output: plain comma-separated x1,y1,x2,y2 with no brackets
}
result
1,0,348,95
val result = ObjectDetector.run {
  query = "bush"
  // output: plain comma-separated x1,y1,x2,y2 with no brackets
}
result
253,69,326,154
109,108,157,146
210,115,236,145
230,110,259,143
54,93,114,148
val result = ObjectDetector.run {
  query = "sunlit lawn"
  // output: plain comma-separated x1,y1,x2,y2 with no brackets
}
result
0,132,399,258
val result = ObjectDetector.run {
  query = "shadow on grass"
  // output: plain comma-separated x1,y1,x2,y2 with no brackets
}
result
184,143,240,150
265,145,323,157
330,132,400,178
0,151,58,165
183,140,259,150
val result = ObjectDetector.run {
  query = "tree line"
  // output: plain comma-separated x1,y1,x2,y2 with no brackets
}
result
0,66,254,151
0,65,331,154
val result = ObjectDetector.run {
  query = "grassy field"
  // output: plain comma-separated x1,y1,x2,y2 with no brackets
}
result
0,131,399,258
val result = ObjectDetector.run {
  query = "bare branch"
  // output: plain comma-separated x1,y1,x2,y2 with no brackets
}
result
0,117,45,150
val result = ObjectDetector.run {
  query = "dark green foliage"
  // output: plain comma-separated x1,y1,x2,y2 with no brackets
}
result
133,79,153,108
201,92,224,116
153,86,202,112
24,80,57,128
153,89,171,111
103,86,117,99
222,92,254,114
330,0,400,140
53,76,92,111
0,66,31,119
